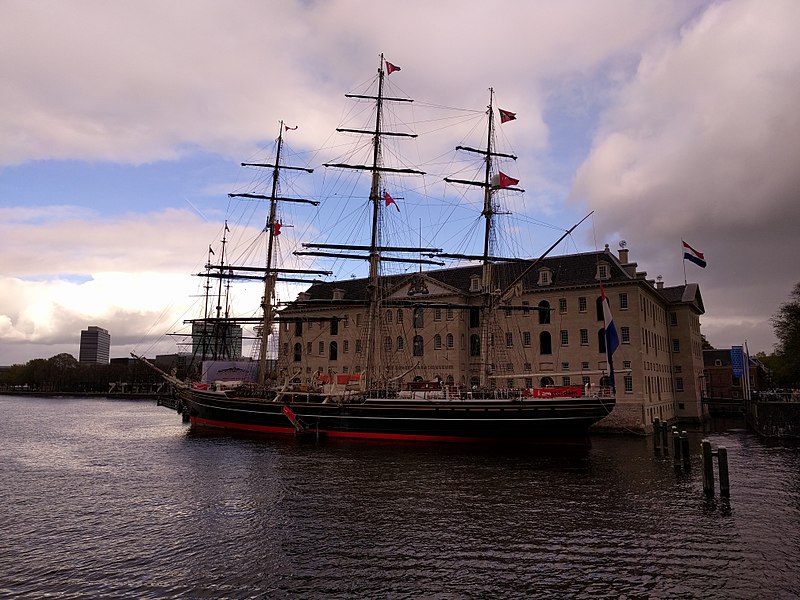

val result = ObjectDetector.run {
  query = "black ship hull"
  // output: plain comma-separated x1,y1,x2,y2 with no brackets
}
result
181,389,615,444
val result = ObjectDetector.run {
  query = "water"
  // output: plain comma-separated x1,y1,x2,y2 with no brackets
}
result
1,396,798,599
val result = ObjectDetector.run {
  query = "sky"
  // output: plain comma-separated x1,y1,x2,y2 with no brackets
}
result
1,0,799,364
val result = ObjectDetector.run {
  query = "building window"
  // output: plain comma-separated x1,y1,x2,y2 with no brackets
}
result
329,341,338,361
434,334,442,350
624,375,633,393
539,331,552,355
506,332,513,347
330,320,338,335
670,312,678,326
672,339,680,353
596,263,610,280
538,269,552,286
307,341,312,354
343,340,349,353
562,376,571,386
619,293,628,310
523,331,531,347
581,362,589,369
522,301,530,316
470,275,480,292
524,362,532,372
507,378,515,388
538,301,551,325
623,360,631,369
434,308,442,321
397,336,404,350
676,377,684,392
446,333,454,349
413,308,424,328
413,335,424,357
582,376,591,386
294,321,303,336
561,362,569,371
469,308,480,328
470,334,481,356
525,377,533,388
675,365,682,373
293,343,302,362
579,297,587,313
446,308,454,321
356,313,362,326
386,310,393,324
318,341,324,355
560,330,569,346
559,298,567,313
356,340,362,353
384,336,392,351
397,309,404,324
580,329,589,346
621,326,630,344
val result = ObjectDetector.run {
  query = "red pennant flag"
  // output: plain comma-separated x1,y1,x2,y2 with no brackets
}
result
273,222,282,236
385,61,401,75
499,108,516,123
384,191,400,211
498,172,519,188
284,124,298,131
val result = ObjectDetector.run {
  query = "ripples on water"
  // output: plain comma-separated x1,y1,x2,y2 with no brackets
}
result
0,396,798,599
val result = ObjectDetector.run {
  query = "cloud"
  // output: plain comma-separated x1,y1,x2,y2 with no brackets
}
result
572,0,800,353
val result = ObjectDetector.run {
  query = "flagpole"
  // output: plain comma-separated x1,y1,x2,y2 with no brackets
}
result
682,240,687,285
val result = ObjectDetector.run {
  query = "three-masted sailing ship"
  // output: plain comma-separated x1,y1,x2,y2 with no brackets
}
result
151,55,616,443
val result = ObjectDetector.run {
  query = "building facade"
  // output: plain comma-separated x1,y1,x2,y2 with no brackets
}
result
277,246,708,432
79,326,111,364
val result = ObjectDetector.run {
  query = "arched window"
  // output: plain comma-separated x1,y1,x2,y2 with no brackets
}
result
386,310,393,324
541,376,554,387
329,341,338,361
413,335,424,356
434,334,442,350
538,300,551,324
397,309,404,323
397,336,404,350
469,334,481,356
384,336,392,351
293,343,302,362
446,333,454,349
598,329,607,354
539,331,552,355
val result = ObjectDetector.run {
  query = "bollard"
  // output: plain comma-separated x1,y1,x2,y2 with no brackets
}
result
673,430,682,468
701,439,715,496
718,447,730,498
662,423,670,456
653,418,662,453
680,431,691,470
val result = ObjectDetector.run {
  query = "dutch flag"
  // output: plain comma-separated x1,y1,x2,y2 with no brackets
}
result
602,288,620,388
682,240,707,268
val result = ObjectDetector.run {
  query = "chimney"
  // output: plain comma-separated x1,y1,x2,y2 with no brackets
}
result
618,248,629,264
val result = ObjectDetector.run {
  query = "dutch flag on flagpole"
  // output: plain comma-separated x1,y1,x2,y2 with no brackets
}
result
602,286,620,388
682,240,706,268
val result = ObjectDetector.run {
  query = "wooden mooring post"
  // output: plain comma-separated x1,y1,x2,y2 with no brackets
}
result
701,439,731,497
653,418,663,453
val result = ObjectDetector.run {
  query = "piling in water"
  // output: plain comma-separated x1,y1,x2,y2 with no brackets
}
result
681,431,691,470
718,447,730,498
702,439,715,496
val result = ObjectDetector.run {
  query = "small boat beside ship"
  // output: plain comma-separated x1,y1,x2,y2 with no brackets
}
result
141,54,617,444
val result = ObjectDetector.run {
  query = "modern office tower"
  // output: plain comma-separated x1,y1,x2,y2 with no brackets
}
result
79,326,111,364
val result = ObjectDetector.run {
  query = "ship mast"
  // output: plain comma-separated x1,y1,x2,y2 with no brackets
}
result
444,89,523,387
296,54,433,390
191,121,329,387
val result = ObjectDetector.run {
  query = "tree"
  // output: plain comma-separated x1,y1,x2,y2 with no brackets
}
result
769,282,800,386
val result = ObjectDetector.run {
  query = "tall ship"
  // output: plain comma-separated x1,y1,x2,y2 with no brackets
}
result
144,55,617,444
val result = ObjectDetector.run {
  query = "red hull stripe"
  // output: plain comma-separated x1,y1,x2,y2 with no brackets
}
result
190,416,579,444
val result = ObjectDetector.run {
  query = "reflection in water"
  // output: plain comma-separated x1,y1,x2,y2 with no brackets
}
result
0,396,798,599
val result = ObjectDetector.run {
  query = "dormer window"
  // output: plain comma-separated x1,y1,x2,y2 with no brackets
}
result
596,262,610,280
538,268,552,286
332,288,345,301
469,275,481,292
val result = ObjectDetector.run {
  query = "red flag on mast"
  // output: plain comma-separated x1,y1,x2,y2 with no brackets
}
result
499,108,516,123
384,191,400,211
385,61,401,75
497,172,520,188
273,222,282,236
